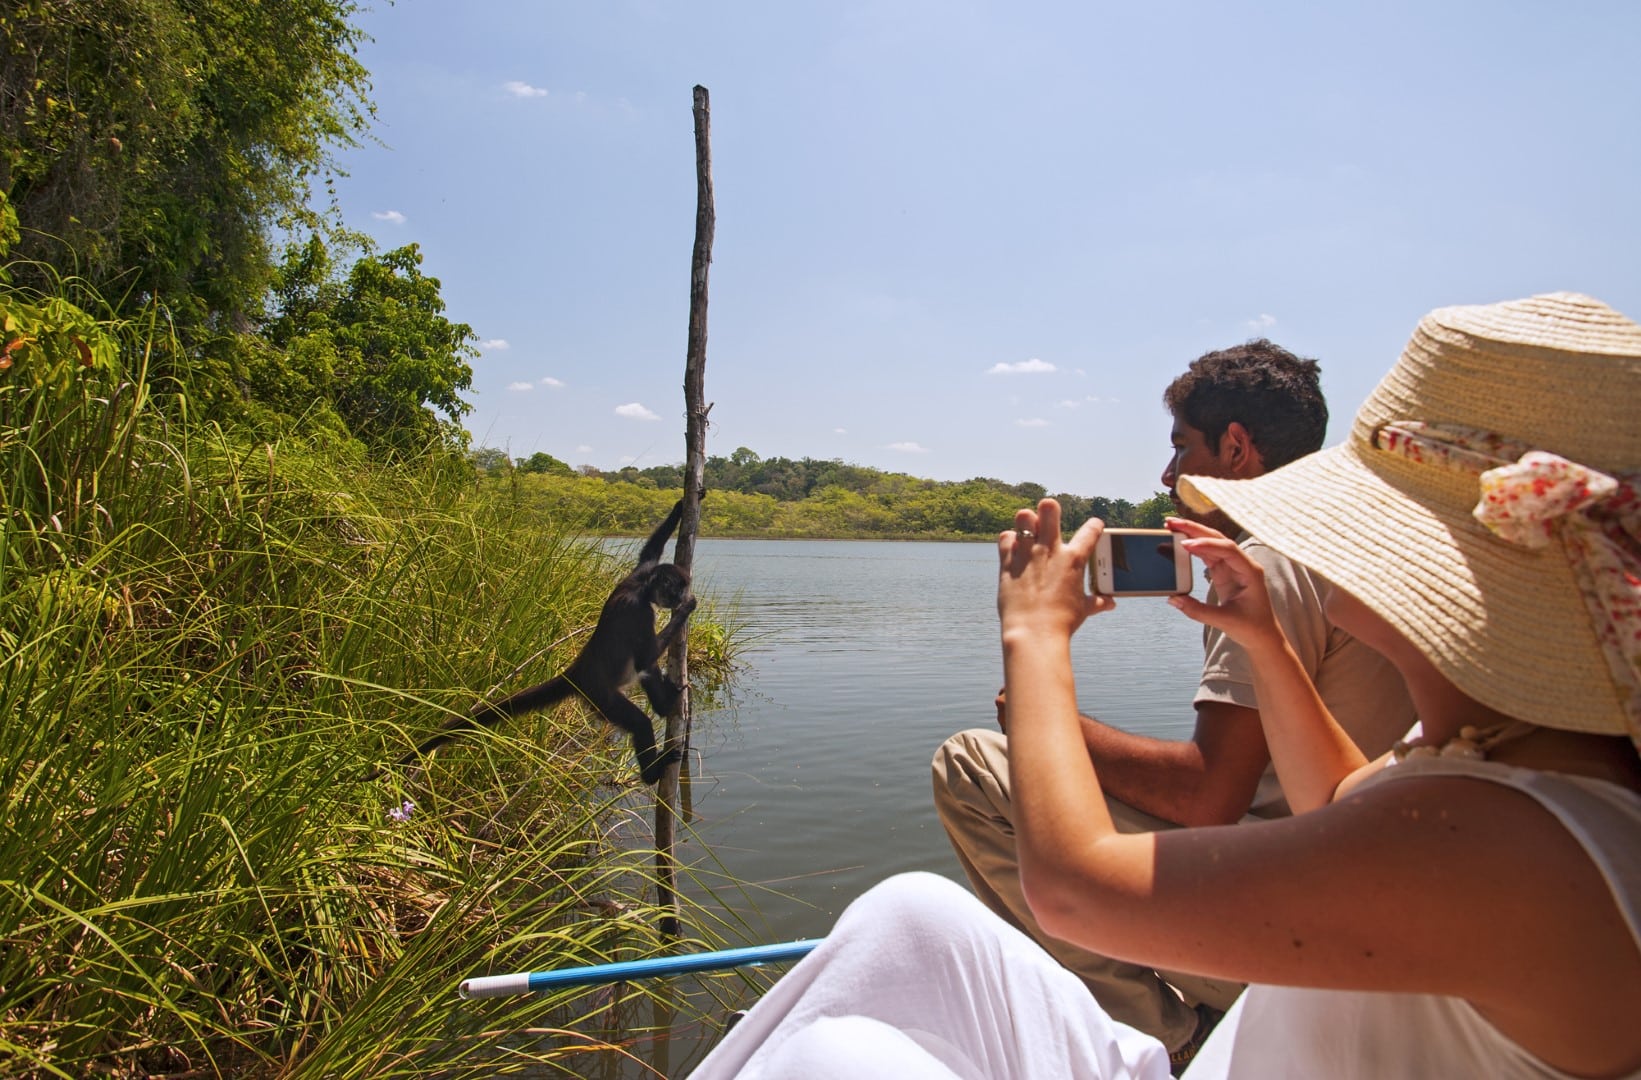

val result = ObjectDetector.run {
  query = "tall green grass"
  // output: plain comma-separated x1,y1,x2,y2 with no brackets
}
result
0,279,744,1077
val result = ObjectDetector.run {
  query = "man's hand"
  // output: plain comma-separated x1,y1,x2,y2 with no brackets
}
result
995,687,1008,733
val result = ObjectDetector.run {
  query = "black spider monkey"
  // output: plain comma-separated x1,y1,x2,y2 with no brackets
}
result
392,499,696,784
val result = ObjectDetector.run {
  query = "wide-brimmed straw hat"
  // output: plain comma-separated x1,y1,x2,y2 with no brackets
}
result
1179,292,1641,745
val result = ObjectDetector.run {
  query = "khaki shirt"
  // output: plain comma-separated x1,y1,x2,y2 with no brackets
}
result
1195,535,1417,818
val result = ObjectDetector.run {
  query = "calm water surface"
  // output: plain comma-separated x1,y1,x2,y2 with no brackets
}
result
681,538,1204,939
587,538,1206,1077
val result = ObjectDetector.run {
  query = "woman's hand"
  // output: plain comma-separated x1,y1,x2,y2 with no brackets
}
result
997,498,1113,643
1165,517,1284,654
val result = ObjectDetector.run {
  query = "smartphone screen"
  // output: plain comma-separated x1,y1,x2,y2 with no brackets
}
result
1093,529,1191,596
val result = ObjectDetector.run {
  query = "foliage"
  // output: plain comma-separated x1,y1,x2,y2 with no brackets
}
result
469,445,511,474
517,450,575,476
1129,491,1175,528
483,445,1173,540
0,287,741,1076
0,0,372,332
258,237,478,455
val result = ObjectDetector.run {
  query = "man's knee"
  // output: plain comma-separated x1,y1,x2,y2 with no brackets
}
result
931,728,1008,803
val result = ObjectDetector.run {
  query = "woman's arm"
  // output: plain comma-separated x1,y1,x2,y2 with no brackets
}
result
1164,518,1368,812
997,500,1120,869
998,501,1639,1077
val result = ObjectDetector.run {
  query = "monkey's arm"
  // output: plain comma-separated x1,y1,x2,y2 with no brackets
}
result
635,596,697,715
655,595,697,653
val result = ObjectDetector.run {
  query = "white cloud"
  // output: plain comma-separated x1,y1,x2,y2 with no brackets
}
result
615,402,660,421
887,441,929,453
1016,418,1050,428
505,80,548,99
576,444,593,454
987,358,1056,375
834,427,848,434
481,338,510,351
506,381,534,392
1055,399,1081,409
1247,313,1277,329
371,210,406,225
540,376,565,388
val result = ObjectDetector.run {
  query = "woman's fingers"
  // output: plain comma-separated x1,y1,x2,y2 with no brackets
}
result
1167,591,1221,627
1034,499,1062,543
1165,516,1226,541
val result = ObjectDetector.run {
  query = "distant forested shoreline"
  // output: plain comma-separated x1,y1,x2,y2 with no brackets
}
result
478,445,1173,540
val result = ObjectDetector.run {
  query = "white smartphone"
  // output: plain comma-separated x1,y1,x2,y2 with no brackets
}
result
1091,528,1192,597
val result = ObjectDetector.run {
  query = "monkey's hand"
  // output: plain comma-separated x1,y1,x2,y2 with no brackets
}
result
674,594,699,617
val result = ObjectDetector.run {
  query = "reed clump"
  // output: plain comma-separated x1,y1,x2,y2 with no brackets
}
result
0,277,735,1077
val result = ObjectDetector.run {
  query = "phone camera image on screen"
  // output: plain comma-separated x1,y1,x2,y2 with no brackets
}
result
1093,528,1191,596
1110,533,1179,592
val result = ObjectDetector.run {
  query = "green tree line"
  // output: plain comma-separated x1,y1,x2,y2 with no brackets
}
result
479,445,1175,539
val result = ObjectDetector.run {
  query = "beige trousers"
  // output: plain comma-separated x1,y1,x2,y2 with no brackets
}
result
931,727,1245,1053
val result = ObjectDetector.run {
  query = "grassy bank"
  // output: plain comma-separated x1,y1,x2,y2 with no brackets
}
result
0,286,739,1076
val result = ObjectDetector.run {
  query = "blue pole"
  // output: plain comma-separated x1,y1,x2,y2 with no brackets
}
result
459,938,824,998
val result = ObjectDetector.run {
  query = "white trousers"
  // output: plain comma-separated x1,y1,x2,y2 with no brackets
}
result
688,872,1171,1079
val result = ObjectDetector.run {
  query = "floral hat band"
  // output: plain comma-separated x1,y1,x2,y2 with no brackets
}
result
1374,420,1641,744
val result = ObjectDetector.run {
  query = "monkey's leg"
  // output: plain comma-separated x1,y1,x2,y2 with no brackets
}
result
589,691,679,785
638,666,684,716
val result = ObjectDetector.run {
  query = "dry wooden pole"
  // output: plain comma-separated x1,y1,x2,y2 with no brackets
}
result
656,84,714,937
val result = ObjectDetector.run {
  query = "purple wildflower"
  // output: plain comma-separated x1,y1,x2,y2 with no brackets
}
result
388,799,416,823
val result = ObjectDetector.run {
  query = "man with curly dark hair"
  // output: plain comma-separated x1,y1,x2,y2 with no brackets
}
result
932,338,1415,1074
1164,338,1329,471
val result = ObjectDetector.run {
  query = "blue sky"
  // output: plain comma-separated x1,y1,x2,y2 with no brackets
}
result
332,0,1640,501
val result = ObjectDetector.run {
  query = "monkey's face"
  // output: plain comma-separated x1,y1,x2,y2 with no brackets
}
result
648,564,691,608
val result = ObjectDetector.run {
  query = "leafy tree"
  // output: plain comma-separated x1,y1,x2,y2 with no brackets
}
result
517,451,573,476
2,0,372,343
259,238,477,454
1131,492,1174,527
1053,493,1093,530
633,462,683,489
469,446,511,474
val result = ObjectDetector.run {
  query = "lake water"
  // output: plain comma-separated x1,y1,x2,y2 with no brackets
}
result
602,538,1205,1074
682,538,1203,941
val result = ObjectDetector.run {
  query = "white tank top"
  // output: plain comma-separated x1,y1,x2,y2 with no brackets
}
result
1186,754,1641,1079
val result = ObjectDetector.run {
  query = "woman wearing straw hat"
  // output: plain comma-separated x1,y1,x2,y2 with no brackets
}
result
690,293,1641,1079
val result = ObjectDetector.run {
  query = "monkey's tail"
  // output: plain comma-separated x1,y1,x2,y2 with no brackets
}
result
384,676,581,771
476,674,580,724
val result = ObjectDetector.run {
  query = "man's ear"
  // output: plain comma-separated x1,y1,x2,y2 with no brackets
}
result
1218,422,1266,479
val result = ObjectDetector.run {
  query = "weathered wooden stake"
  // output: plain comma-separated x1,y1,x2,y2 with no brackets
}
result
656,84,714,937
